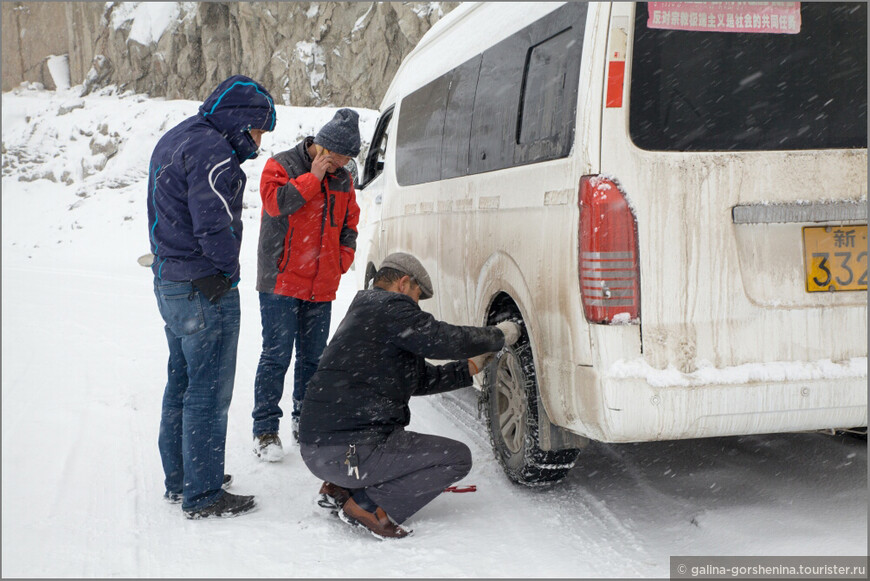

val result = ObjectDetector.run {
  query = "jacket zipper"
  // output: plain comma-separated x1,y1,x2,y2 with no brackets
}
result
309,181,329,299
278,227,294,273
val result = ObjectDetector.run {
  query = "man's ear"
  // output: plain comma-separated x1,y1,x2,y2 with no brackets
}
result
397,275,412,294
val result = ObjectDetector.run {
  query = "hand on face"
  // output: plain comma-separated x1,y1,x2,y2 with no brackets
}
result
312,146,351,180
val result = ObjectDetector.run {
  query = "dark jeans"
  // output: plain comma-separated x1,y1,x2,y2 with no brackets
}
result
252,292,331,436
300,429,472,524
154,279,240,511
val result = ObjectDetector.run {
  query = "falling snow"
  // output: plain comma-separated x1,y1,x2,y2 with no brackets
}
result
2,81,865,578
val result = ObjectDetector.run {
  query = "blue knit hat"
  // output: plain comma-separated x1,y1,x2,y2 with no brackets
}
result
314,108,361,157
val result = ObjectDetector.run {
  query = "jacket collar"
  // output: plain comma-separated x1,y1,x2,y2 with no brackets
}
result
297,136,315,171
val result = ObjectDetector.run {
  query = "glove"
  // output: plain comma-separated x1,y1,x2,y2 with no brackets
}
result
192,274,232,303
496,321,521,346
468,352,495,375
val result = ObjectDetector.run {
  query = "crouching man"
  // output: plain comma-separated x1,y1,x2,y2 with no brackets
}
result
298,252,520,539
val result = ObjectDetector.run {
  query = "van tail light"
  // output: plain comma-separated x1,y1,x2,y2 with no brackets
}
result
578,175,640,324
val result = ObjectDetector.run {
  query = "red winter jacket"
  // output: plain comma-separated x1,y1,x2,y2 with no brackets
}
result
255,137,360,301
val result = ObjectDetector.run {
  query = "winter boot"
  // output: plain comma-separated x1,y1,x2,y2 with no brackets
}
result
164,474,234,504
317,481,351,513
253,433,283,462
184,492,257,519
338,498,412,540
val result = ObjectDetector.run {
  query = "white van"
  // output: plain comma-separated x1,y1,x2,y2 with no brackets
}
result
356,2,868,485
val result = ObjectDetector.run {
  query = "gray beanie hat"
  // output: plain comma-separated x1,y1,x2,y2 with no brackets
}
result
380,252,433,300
314,108,361,157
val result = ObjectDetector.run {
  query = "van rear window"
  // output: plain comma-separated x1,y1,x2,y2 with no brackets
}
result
629,2,867,151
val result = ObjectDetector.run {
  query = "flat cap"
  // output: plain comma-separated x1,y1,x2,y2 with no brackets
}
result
380,252,433,300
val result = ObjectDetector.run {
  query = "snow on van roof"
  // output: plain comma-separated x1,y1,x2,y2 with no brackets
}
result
379,2,566,110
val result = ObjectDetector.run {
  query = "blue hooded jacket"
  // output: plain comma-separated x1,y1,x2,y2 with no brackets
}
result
147,75,276,284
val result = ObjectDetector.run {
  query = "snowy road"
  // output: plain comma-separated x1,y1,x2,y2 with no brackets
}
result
2,88,866,578
2,258,865,577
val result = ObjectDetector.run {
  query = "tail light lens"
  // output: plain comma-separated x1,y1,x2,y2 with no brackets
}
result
578,175,640,324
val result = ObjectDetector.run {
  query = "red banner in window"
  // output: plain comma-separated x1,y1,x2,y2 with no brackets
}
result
648,2,801,34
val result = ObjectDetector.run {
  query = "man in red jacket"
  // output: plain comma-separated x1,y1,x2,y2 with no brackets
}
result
252,109,361,461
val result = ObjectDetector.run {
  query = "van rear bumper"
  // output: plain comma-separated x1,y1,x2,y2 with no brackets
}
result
566,366,867,442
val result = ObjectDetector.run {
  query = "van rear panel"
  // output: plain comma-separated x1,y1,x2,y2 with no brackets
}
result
589,2,867,440
370,2,867,445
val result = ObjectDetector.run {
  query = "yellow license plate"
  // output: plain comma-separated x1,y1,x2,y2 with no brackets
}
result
803,225,867,292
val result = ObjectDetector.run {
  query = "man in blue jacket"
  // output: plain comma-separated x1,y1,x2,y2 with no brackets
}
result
147,75,276,519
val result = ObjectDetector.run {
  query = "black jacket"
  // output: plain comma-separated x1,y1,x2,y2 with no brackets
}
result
298,287,505,445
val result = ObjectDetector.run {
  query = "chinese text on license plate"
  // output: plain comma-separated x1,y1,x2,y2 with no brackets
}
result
803,225,868,292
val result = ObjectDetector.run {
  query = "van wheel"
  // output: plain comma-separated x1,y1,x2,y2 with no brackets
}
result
483,329,579,486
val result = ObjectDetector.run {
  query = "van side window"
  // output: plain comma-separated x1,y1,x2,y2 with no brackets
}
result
441,55,482,180
514,25,583,164
361,106,394,188
470,3,586,173
518,29,573,145
394,2,587,185
396,75,451,186
468,32,527,174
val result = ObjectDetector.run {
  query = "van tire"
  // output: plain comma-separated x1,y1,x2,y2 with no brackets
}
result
483,326,579,486
364,262,377,290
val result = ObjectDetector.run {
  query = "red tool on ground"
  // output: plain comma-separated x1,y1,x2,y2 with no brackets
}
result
443,485,477,493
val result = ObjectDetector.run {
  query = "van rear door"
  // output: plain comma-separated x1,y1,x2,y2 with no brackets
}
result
600,2,867,373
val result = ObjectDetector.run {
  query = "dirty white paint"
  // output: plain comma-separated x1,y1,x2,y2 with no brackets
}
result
367,1,867,444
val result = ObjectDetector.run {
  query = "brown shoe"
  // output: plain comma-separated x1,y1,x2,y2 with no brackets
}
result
317,482,351,513
253,433,283,462
338,498,412,539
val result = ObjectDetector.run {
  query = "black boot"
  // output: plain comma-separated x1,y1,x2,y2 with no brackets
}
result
184,492,257,519
164,474,234,504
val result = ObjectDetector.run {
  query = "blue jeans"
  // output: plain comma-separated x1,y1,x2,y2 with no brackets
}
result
154,279,240,511
252,293,331,436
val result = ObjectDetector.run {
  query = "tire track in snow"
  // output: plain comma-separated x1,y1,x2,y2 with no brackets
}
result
421,393,656,577
128,377,166,577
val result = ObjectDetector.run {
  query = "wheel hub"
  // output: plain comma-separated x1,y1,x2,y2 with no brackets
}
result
494,350,527,455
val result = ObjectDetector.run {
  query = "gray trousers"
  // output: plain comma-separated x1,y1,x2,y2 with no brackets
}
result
300,428,472,524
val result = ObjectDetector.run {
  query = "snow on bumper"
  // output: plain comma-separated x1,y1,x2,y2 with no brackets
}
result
562,358,867,442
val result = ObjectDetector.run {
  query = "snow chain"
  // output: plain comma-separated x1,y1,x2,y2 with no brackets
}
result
477,348,509,420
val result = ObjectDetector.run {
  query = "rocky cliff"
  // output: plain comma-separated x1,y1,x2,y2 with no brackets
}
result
1,2,458,108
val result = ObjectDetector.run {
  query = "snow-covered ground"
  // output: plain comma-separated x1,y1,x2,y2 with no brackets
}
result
2,86,866,578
